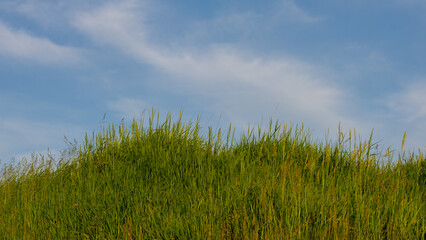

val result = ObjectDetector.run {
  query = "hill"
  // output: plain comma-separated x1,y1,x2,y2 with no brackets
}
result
0,110,424,239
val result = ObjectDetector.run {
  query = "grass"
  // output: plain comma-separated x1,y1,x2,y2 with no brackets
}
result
0,109,424,239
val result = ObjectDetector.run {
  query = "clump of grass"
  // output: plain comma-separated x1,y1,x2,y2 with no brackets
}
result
0,109,424,239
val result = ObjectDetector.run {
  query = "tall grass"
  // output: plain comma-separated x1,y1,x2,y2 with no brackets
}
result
0,110,424,239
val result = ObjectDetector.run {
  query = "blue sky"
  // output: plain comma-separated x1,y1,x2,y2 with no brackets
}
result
1,0,425,164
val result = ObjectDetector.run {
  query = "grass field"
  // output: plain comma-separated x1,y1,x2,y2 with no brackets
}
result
0,110,424,239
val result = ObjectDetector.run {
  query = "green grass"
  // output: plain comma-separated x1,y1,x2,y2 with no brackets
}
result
0,109,425,239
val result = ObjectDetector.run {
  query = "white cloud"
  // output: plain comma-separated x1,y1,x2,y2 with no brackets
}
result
386,81,426,122
185,11,262,43
70,1,384,146
0,119,85,164
279,0,323,23
0,0,102,26
107,98,148,120
0,20,83,64
71,1,362,133
377,81,426,153
13,0,65,26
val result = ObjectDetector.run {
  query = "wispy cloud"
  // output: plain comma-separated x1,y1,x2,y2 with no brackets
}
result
181,1,321,46
0,0,102,27
386,81,426,122
0,119,85,162
107,98,148,120
279,0,323,23
0,20,83,64
185,11,263,43
72,0,362,133
6,0,65,26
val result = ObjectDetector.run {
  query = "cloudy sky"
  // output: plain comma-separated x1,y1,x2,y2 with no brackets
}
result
1,0,425,164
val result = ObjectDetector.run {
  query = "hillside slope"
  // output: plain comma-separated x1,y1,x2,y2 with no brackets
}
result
1,111,424,239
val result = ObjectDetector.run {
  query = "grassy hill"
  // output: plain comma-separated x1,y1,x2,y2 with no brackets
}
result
0,110,424,239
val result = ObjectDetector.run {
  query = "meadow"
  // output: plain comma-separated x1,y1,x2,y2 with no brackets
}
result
0,110,424,239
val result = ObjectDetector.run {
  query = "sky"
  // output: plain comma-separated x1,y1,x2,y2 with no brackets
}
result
1,0,425,165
